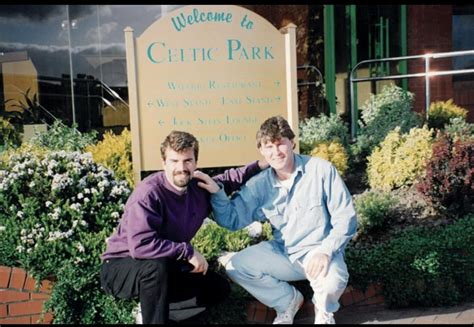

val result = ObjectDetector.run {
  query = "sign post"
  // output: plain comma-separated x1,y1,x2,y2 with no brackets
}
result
125,5,298,184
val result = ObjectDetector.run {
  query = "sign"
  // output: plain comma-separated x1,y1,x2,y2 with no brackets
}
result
125,5,298,183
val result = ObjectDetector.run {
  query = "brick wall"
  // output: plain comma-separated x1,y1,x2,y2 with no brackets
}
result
246,281,385,323
408,5,454,116
0,266,54,324
454,80,474,123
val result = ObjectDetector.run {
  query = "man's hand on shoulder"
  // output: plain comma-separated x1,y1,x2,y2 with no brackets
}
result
188,249,209,275
193,171,220,193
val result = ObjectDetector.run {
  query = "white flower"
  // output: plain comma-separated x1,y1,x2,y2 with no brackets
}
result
111,212,120,219
46,201,53,208
29,181,35,188
83,197,90,203
74,257,84,264
70,203,82,212
76,243,85,253
17,211,24,218
77,193,84,199
0,226,6,232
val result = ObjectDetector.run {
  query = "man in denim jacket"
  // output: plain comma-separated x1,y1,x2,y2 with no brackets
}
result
197,116,357,324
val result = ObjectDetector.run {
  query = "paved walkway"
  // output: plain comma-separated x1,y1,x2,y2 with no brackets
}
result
295,301,474,324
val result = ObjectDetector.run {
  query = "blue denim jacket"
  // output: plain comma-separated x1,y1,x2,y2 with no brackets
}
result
211,154,357,263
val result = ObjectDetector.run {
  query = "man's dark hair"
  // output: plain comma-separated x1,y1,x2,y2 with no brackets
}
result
256,116,295,148
160,131,199,161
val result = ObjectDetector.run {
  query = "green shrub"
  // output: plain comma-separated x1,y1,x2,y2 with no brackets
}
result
427,99,468,130
0,117,21,152
367,126,434,191
346,214,474,308
310,141,349,176
352,84,421,163
354,190,397,234
191,220,257,263
0,149,132,323
298,114,350,154
444,117,474,142
416,134,474,215
29,120,97,152
85,128,134,189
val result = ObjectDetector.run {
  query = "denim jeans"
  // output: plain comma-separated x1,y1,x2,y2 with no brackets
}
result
225,240,349,314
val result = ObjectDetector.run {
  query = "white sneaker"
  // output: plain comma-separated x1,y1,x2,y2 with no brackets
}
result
273,288,304,324
314,310,335,324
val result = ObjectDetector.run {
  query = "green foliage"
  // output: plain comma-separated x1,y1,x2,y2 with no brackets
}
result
4,88,48,125
352,84,421,163
367,126,434,191
0,149,133,323
444,117,474,142
29,120,97,152
298,114,350,155
310,141,349,176
191,220,255,262
0,117,21,152
427,99,468,130
346,214,474,308
354,190,397,234
85,129,134,189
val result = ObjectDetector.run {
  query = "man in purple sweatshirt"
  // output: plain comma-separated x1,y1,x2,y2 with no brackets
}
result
100,130,266,324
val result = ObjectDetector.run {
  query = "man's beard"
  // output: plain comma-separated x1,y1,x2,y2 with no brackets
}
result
172,170,191,187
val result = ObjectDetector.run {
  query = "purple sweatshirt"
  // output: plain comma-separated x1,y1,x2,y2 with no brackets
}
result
101,161,262,261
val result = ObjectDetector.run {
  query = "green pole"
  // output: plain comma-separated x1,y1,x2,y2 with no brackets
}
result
324,5,337,115
346,5,358,130
400,5,408,90
386,18,390,74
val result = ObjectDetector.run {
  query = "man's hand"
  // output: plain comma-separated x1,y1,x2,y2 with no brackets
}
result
193,170,220,193
188,249,209,275
304,252,330,280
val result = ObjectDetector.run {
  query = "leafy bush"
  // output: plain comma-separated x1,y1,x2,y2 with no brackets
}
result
310,141,349,176
367,126,434,191
298,114,350,154
85,128,134,188
427,99,468,130
353,190,397,234
351,84,421,163
346,214,474,308
29,120,97,152
0,149,133,323
4,88,48,125
445,117,474,142
191,220,267,263
416,135,474,215
0,117,21,152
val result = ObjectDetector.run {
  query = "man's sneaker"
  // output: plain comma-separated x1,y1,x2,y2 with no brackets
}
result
314,310,335,324
273,288,304,324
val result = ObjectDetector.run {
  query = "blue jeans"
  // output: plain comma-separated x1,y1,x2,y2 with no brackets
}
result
225,240,349,313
